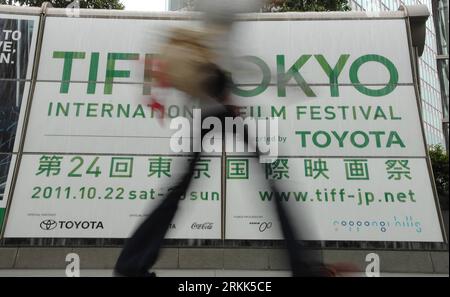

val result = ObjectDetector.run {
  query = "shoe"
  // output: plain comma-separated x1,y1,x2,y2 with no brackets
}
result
292,263,349,277
113,269,157,277
315,263,360,277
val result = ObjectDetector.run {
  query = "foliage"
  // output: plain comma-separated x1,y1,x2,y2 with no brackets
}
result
0,0,124,10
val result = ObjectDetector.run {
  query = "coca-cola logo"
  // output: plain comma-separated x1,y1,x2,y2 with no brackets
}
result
191,222,214,230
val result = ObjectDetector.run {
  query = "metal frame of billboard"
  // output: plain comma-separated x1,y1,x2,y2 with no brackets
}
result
0,3,446,243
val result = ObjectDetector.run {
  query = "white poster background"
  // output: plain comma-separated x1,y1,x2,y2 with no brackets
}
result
23,82,207,155
5,155,221,238
4,15,444,241
227,86,427,157
225,157,442,242
36,18,413,85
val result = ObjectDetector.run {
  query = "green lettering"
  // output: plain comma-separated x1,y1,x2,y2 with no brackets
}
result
277,55,315,97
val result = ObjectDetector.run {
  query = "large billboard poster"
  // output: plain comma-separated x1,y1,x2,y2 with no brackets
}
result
6,155,222,238
1,14,444,241
224,20,443,241
4,17,222,239
0,13,38,231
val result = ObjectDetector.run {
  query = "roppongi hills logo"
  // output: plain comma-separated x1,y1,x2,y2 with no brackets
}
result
169,109,279,163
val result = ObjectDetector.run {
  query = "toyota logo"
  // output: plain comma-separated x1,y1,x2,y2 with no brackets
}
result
40,219,57,230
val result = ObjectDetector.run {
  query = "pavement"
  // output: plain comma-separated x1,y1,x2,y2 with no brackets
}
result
0,269,448,277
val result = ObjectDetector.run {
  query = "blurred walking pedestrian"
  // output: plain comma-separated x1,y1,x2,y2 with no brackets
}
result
115,0,325,277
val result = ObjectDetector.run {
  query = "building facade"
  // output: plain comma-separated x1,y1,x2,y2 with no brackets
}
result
168,0,191,11
0,4,446,272
431,0,449,152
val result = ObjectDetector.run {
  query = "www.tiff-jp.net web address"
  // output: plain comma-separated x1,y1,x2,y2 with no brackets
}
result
258,188,417,206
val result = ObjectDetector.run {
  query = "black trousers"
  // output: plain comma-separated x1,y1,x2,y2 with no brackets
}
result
115,105,319,277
